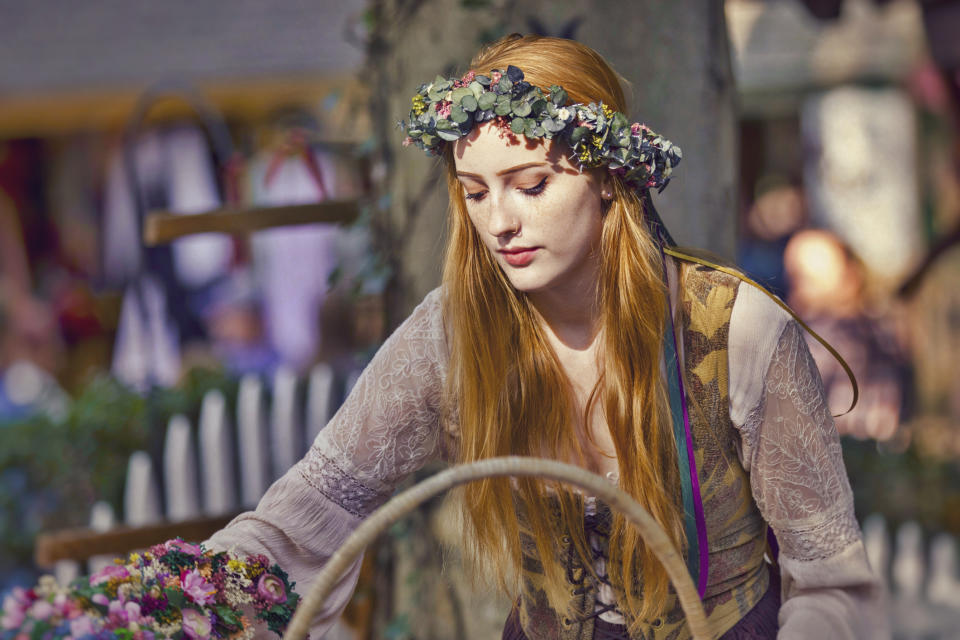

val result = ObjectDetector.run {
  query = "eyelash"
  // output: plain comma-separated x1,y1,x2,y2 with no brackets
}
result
464,177,548,202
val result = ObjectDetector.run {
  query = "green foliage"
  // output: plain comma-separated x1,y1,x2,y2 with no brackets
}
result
0,368,238,573
842,437,960,534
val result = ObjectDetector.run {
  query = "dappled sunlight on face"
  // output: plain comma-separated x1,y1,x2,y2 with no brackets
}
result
453,122,608,301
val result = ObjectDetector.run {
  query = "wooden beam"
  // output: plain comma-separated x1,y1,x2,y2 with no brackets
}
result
34,513,239,567
143,200,360,245
0,75,369,139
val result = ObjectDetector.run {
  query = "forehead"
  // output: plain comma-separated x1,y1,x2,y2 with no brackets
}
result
453,122,574,176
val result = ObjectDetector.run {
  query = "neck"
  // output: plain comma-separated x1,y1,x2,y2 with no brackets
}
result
527,267,601,351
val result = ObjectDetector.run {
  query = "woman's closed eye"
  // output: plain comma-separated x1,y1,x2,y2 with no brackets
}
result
464,177,548,203
520,176,548,196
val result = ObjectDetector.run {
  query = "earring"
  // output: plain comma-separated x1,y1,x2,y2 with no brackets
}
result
601,190,613,200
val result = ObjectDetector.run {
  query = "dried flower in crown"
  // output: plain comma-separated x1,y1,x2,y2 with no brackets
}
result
399,65,682,193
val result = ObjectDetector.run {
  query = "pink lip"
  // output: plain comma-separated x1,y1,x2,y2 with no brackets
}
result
499,247,539,267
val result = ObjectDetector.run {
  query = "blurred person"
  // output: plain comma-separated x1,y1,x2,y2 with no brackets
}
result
196,269,280,377
737,176,808,299
0,144,67,420
784,229,909,441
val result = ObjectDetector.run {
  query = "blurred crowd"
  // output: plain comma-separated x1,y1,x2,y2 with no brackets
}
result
0,120,383,426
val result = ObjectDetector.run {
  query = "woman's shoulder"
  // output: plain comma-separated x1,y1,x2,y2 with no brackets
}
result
672,254,792,334
385,286,448,363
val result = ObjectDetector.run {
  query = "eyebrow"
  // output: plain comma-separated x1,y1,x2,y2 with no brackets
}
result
456,162,548,180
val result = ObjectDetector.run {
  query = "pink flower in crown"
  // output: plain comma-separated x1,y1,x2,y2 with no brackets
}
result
257,574,287,604
90,563,130,586
402,136,415,147
630,122,642,135
461,70,476,84
181,608,213,640
490,70,502,84
181,569,217,606
436,101,452,118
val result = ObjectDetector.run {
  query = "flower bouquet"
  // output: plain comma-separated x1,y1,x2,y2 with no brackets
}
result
0,539,301,639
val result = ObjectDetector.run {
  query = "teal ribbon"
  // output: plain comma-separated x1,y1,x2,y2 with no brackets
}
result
663,319,700,588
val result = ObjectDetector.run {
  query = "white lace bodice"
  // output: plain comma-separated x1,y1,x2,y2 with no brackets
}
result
207,282,887,639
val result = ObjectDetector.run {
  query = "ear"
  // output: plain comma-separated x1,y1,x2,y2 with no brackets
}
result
599,172,614,201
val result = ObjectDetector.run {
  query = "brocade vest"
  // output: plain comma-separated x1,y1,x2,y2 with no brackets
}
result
516,265,770,640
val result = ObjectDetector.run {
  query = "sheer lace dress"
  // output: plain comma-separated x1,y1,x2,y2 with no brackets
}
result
207,281,887,639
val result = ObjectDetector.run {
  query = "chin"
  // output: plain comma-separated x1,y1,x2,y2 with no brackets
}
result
502,270,555,294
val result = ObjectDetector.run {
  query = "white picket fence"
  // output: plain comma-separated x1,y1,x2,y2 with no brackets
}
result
53,362,359,584
862,514,960,638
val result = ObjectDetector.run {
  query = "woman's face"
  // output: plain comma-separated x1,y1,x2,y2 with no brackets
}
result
453,123,609,298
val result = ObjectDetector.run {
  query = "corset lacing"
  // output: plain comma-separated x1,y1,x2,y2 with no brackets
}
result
563,506,631,640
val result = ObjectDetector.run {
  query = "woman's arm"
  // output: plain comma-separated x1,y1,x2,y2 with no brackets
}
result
206,287,448,637
729,284,889,639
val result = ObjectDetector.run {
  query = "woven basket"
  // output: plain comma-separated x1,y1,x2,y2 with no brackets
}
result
283,457,711,640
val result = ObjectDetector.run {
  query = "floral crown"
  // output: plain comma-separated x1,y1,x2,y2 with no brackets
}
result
399,65,682,193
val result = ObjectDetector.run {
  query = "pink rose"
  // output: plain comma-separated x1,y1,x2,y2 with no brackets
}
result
91,593,109,607
70,616,96,637
1,588,33,630
490,70,502,84
181,608,212,640
27,601,54,621
90,564,129,586
180,569,217,606
107,599,133,627
1,603,25,631
164,539,203,556
256,574,287,604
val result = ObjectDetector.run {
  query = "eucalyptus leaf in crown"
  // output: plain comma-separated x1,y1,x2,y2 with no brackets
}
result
399,65,682,193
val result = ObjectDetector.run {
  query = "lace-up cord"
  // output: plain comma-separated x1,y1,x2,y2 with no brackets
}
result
561,513,631,639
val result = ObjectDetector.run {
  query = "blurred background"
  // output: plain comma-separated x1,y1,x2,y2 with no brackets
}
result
0,0,959,637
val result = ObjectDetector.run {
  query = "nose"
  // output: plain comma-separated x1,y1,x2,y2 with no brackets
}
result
485,193,521,238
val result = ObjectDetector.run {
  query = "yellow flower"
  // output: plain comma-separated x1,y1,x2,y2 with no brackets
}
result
591,134,603,148
227,559,247,574
411,95,426,116
602,104,614,119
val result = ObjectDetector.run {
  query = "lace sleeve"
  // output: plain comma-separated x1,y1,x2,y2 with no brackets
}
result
738,319,888,639
206,288,448,637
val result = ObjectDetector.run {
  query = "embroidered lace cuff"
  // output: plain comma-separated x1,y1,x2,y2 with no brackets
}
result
297,445,391,518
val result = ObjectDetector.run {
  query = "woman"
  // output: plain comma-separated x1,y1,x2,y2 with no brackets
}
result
3,35,884,639
210,35,884,638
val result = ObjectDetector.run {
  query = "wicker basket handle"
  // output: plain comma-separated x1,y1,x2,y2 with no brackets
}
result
283,456,711,640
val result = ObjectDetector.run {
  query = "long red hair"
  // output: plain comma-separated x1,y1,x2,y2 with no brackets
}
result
442,34,684,625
